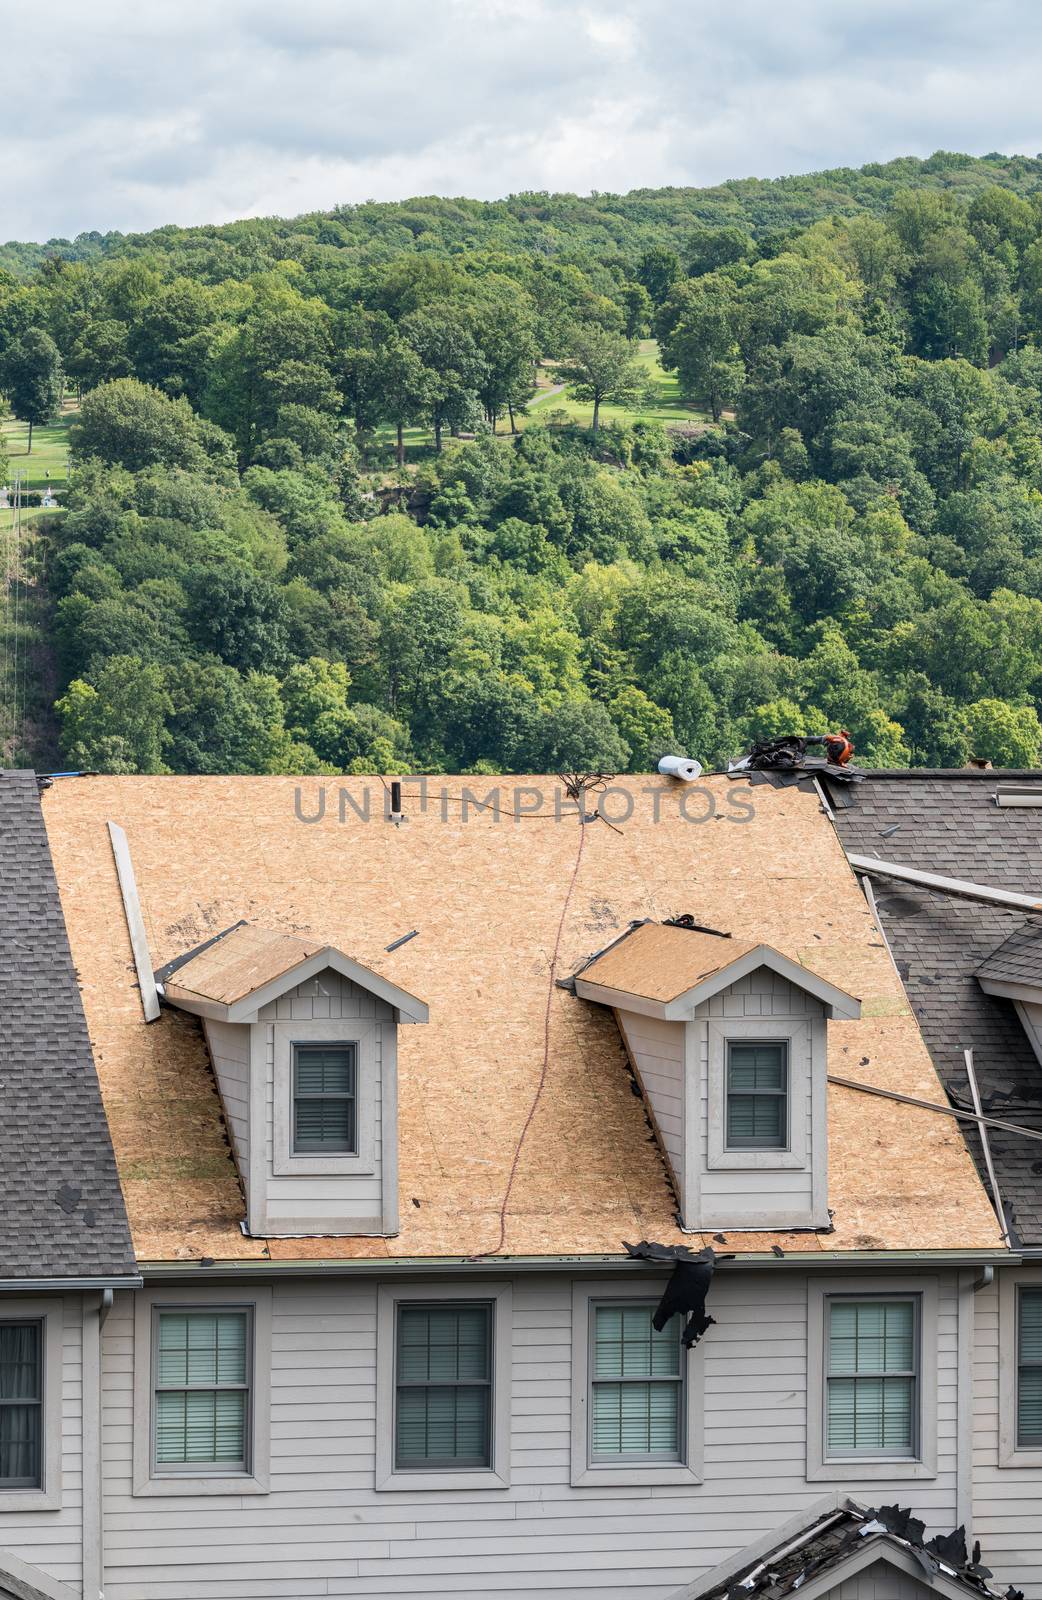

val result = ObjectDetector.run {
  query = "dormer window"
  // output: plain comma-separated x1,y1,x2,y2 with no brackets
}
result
156,922,428,1239
725,1041,788,1150
573,921,861,1233
292,1043,357,1154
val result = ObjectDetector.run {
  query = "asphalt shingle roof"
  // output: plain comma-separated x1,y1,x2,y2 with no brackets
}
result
830,770,1042,1248
0,771,135,1280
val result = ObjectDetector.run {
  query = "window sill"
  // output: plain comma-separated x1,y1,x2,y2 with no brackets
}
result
133,1471,269,1498
707,1148,807,1171
376,1466,510,1493
0,1485,61,1513
571,1462,702,1489
807,1458,936,1483
999,1445,1042,1470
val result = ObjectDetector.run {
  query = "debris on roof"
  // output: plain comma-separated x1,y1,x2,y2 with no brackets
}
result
729,732,863,785
624,1240,731,1348
693,1501,1022,1600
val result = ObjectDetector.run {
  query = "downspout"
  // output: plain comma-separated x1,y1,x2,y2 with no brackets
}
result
957,1266,996,1546
82,1289,113,1600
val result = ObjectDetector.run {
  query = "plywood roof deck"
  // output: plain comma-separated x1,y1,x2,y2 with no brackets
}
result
579,923,758,1003
41,775,1004,1264
165,925,326,1005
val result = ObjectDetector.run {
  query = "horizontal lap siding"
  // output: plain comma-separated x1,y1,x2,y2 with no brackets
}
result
0,1299,84,1590
205,1020,250,1173
101,1271,962,1600
616,1013,685,1184
972,1274,1042,1598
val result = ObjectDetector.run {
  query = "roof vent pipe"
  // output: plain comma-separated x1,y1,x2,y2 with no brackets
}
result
658,754,703,783
387,779,403,824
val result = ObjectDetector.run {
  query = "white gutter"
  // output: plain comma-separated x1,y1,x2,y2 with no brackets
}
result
81,1290,113,1600
847,853,1042,914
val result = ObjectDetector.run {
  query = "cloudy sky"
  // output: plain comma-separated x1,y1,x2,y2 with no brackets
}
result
8,0,1042,241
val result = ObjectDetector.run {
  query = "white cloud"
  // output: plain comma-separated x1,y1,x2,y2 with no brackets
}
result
4,0,1042,240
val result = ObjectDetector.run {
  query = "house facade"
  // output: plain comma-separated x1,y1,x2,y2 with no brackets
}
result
0,770,1037,1600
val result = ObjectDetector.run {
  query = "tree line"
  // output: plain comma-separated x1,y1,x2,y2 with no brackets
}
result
5,152,1042,774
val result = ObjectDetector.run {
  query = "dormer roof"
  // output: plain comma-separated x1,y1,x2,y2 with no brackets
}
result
158,921,429,1023
574,921,861,1020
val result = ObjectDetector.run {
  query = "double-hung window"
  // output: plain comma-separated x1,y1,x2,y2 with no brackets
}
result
395,1303,492,1471
0,1322,41,1490
154,1310,251,1474
1017,1288,1042,1448
590,1303,683,1462
826,1298,917,1457
292,1043,357,1155
726,1041,788,1150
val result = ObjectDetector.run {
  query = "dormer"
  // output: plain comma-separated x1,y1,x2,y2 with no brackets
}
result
574,922,860,1233
157,923,428,1238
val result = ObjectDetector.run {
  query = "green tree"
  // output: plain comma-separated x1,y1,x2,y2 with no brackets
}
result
373,335,438,467
3,327,63,452
964,698,1042,767
70,378,217,473
56,654,172,772
557,328,643,432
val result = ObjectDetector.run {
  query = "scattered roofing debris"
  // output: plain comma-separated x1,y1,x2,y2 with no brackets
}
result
624,1241,732,1348
849,854,1042,915
695,1501,1022,1600
832,770,1042,1245
385,928,419,952
107,821,161,1022
827,1074,1042,1145
729,732,863,785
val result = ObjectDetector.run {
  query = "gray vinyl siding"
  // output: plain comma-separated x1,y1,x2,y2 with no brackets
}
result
99,1268,963,1600
827,1560,938,1600
258,973,390,1232
972,1271,1042,1598
692,971,821,1230
204,1020,251,1176
615,1013,685,1195
0,1297,83,1593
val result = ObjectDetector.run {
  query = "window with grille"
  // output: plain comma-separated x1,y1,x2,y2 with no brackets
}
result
154,1311,250,1472
590,1303,683,1462
826,1298,917,1457
395,1304,492,1470
292,1043,357,1154
1017,1288,1042,1448
725,1041,788,1150
0,1323,41,1489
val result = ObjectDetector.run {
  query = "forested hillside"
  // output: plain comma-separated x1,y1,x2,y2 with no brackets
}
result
5,150,1042,775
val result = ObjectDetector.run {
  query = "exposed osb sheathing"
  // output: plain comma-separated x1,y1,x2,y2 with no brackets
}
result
42,775,1004,1264
166,925,327,1005
581,922,763,1002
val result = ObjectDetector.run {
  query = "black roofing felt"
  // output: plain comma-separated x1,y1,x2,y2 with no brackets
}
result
0,771,135,1280
830,771,1042,1248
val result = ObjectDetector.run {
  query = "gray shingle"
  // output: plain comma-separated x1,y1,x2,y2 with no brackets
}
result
976,921,1042,987
831,770,1042,1247
0,771,135,1280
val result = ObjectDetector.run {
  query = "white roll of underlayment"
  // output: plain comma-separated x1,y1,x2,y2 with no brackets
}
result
657,754,704,782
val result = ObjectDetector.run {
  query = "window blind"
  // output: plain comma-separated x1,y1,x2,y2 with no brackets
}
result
591,1304,682,1460
726,1042,787,1149
395,1305,492,1469
154,1312,249,1468
1018,1288,1042,1447
293,1044,357,1153
827,1299,915,1455
0,1323,41,1487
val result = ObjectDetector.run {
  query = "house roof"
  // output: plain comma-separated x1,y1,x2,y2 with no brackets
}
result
676,1499,1016,1600
975,921,1042,992
575,921,861,1019
0,772,135,1282
40,774,1003,1265
830,769,1042,1247
159,922,429,1022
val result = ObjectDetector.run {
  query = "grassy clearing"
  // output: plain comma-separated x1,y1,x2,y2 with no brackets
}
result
528,340,713,429
1,403,75,529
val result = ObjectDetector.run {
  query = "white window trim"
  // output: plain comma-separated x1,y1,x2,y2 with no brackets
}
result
272,1018,377,1177
0,1297,64,1512
999,1266,1042,1468
807,1275,938,1482
570,1278,703,1488
133,1285,271,1497
707,1017,810,1171
376,1280,512,1491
